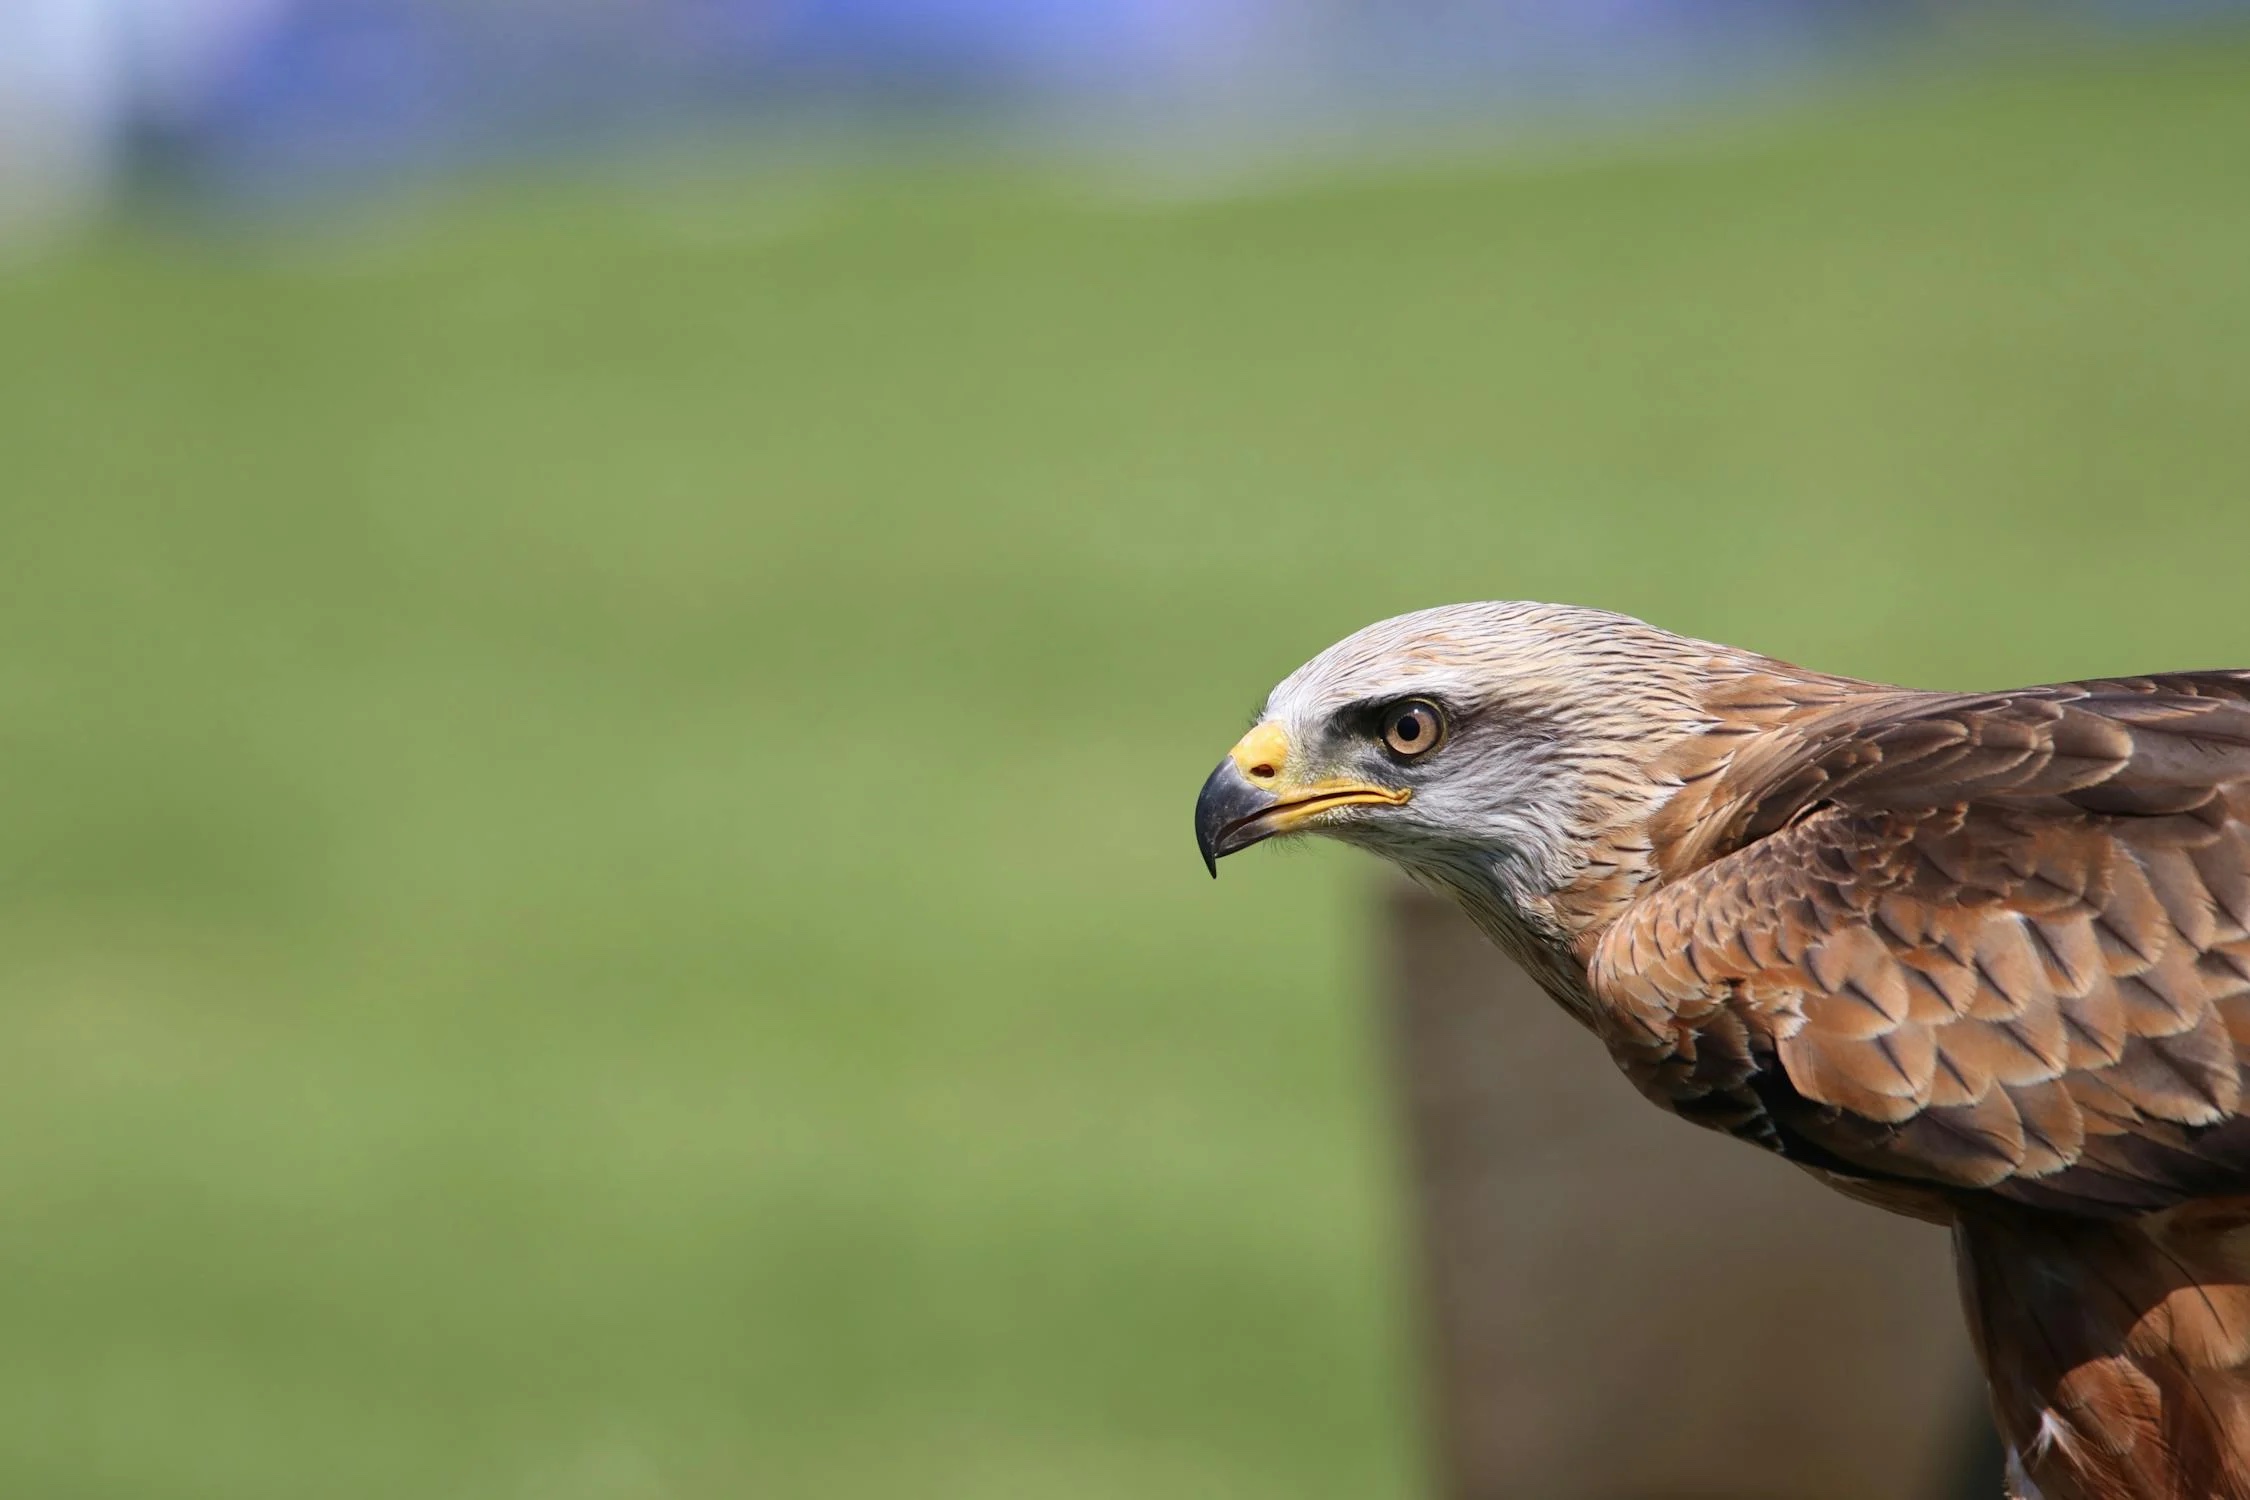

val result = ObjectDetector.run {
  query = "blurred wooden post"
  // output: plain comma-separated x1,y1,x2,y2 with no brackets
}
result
1381,881,1999,1500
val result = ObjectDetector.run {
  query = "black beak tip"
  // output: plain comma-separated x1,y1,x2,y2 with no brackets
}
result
1195,757,1273,881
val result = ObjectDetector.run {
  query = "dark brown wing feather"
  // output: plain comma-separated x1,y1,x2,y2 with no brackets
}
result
1959,1204,2250,1500
1591,673,2250,1216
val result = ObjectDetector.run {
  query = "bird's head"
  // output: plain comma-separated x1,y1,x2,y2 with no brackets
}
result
1195,601,1779,946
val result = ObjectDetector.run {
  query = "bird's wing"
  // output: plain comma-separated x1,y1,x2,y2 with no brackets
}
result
1590,673,2250,1215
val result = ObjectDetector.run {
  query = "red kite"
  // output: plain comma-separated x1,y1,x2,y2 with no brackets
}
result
1197,603,2250,1500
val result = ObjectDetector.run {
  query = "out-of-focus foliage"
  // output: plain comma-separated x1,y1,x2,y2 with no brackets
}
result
1,35,2248,1500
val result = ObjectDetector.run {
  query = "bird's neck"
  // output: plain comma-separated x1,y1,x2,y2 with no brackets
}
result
1402,850,1610,1025
1413,661,1890,1022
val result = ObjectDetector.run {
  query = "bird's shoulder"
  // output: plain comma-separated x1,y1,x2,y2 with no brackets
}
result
1586,670,2250,1215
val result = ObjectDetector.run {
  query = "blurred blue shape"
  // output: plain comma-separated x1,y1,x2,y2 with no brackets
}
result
165,0,455,173
762,0,1197,87
1,0,2234,214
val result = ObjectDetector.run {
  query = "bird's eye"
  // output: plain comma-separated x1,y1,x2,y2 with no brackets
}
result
1381,700,1445,757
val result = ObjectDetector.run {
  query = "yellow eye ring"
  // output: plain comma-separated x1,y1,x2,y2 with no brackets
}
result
1382,700,1445,757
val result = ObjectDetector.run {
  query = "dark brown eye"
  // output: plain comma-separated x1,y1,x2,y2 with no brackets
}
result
1382,700,1444,757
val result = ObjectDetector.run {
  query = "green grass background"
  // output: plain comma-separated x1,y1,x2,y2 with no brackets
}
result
3,34,2250,1499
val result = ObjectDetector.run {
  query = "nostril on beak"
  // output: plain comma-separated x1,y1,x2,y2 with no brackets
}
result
1228,723,1292,788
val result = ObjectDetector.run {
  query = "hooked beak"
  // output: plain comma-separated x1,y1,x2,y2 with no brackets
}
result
1194,722,1409,877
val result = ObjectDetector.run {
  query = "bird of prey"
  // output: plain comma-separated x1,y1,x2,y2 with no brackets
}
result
1195,602,2250,1500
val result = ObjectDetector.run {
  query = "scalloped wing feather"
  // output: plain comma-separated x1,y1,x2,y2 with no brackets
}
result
1593,676,2250,1216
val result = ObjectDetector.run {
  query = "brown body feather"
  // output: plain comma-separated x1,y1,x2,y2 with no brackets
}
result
1583,671,2250,1499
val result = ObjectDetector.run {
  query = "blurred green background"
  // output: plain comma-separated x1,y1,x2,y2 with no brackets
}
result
3,32,2250,1500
